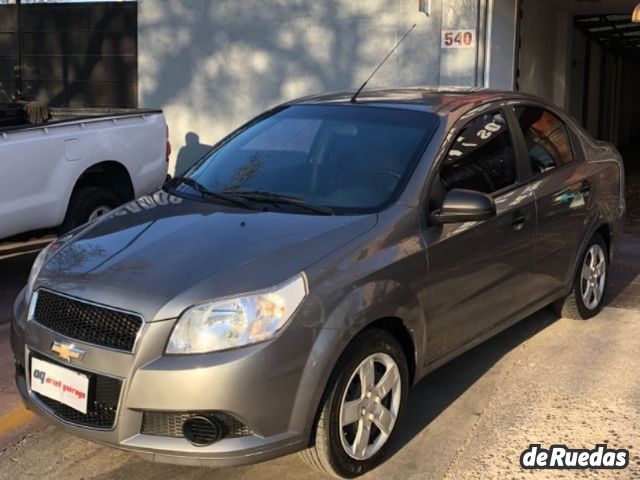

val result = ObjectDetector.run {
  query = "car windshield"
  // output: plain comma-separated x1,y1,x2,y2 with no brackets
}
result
174,105,439,214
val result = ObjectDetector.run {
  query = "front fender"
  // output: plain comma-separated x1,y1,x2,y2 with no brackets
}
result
288,278,426,438
320,279,425,355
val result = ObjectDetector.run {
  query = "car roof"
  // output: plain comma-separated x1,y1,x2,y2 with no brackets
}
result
289,87,544,118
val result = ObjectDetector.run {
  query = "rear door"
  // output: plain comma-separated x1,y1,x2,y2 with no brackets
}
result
423,107,537,360
510,104,591,300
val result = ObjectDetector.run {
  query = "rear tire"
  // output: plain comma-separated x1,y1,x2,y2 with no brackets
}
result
299,329,409,478
59,186,120,234
554,233,608,320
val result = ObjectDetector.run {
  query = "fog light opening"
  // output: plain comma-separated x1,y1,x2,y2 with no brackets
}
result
182,415,223,446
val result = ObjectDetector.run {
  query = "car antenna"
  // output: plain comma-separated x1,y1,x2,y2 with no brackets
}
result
350,23,417,104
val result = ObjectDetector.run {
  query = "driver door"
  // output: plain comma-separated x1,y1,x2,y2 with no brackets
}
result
423,108,536,361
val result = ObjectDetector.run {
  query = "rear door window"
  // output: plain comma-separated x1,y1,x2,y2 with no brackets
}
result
440,110,517,195
514,106,574,175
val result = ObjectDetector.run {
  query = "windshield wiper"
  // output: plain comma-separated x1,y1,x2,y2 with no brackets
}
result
167,177,254,209
222,190,334,215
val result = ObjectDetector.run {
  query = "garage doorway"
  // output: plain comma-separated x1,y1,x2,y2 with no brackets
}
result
573,14,640,173
516,0,640,174
0,1,137,108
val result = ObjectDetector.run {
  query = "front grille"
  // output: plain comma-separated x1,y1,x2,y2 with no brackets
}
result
34,290,143,352
31,353,122,429
141,412,252,439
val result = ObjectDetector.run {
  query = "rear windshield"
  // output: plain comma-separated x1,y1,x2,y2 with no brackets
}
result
182,105,439,214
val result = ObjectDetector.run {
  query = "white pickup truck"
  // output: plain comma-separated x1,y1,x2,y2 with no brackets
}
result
0,105,169,240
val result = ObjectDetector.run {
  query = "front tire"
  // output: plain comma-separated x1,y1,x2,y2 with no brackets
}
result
300,329,409,478
554,233,609,320
59,186,120,234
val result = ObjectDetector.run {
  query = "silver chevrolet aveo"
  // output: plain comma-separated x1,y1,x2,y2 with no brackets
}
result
12,89,624,478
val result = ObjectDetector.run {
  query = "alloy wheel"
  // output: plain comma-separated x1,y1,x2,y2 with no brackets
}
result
87,205,112,222
580,244,606,310
338,352,401,461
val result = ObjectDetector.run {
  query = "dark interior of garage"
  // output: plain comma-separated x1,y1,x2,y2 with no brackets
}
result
518,0,640,234
573,14,640,173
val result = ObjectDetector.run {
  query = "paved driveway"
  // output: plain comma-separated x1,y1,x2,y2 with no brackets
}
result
0,236,638,479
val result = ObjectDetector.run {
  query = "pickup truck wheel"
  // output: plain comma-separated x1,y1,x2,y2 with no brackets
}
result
554,233,609,320
60,187,120,234
300,329,409,478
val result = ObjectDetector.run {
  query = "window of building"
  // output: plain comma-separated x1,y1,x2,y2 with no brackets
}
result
440,111,517,195
514,106,574,175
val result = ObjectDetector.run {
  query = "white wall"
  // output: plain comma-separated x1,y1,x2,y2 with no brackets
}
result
137,0,486,174
585,42,602,137
568,28,587,121
552,12,572,109
518,0,570,106
485,0,517,90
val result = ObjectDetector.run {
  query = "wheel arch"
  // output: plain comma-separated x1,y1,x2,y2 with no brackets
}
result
594,223,613,260
55,160,134,230
357,317,417,384
70,160,134,204
555,222,612,319
566,221,615,292
296,311,422,448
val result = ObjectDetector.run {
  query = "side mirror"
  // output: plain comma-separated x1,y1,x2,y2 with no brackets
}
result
430,188,496,224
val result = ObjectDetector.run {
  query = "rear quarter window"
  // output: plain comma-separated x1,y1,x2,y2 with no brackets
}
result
514,106,575,175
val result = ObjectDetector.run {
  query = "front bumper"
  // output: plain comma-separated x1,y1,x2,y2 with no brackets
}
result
10,287,316,467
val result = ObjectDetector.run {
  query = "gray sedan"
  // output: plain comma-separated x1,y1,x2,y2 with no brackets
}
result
11,88,624,478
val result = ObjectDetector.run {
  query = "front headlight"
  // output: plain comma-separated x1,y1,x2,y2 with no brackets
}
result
25,233,74,300
25,243,54,300
166,273,308,355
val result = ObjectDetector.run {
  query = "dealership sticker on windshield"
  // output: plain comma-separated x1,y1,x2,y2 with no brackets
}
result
31,357,89,414
520,444,629,470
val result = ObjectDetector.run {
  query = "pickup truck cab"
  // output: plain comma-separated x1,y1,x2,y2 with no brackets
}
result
0,105,169,239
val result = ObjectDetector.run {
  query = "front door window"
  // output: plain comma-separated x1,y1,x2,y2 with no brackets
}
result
441,111,517,195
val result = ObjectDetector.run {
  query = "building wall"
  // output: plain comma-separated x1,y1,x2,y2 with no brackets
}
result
568,28,587,122
137,0,485,174
552,12,571,109
585,42,602,137
485,0,517,90
517,0,573,109
518,0,558,103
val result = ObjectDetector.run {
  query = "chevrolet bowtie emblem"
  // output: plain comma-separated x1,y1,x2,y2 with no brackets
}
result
51,340,86,362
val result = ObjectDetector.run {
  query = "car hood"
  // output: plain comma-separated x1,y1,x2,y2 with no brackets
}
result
38,192,377,321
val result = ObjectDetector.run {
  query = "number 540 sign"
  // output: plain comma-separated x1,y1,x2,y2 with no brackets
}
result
441,29,476,49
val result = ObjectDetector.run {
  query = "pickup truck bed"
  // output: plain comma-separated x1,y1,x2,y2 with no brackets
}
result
0,103,161,130
0,103,168,240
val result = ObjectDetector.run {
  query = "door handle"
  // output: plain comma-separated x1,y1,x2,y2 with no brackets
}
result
512,211,527,231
